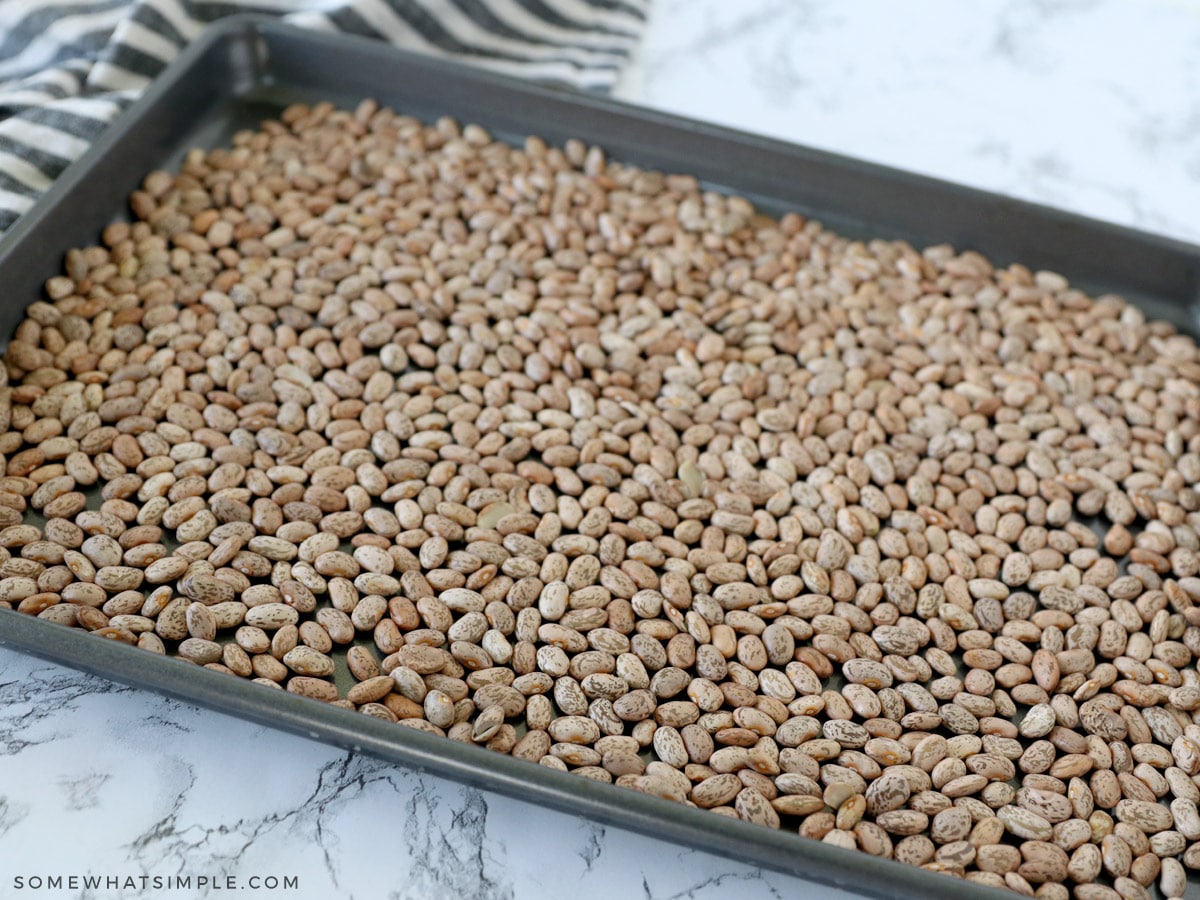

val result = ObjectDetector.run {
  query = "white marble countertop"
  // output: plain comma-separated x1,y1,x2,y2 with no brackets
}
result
2,2,1199,899
618,0,1200,245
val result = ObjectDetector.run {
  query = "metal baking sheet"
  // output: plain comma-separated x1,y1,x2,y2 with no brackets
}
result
1,17,1199,900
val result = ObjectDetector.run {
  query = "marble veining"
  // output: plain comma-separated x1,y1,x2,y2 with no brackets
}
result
3,2,1200,898
613,0,1200,245
0,793,30,840
56,770,112,811
0,643,867,899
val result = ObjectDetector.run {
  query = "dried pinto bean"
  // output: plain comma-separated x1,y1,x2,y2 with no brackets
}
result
8,99,1200,899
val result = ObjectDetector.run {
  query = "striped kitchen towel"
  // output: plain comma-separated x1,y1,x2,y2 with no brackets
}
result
0,0,648,238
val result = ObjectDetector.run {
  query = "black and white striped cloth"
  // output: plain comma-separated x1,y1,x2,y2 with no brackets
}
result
0,0,648,237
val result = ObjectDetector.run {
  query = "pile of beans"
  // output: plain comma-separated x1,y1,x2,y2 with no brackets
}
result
3,98,1200,900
